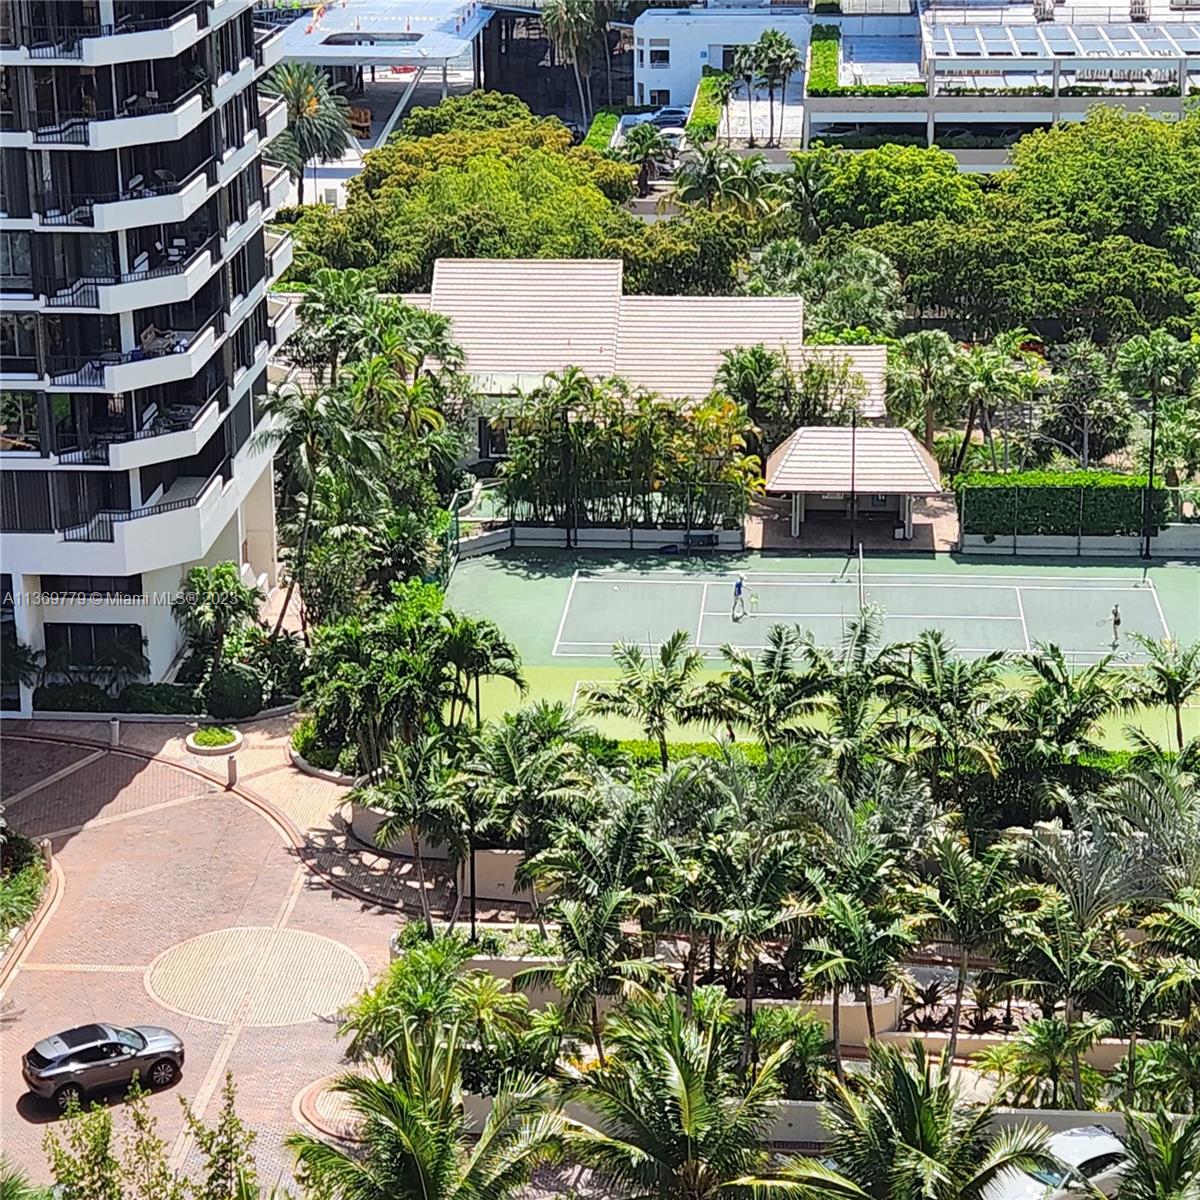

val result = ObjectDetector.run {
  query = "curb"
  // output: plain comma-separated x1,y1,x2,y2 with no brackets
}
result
185,730,245,756
295,1076,364,1143
288,744,357,786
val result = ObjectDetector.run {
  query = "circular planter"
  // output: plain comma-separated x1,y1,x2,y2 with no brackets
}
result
185,729,244,756
288,744,357,786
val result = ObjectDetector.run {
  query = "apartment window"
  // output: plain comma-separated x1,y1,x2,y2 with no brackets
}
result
0,391,41,452
42,574,143,598
0,470,54,531
43,621,143,670
0,573,17,711
637,48,644,67
637,82,645,105
0,312,38,371
0,231,28,291
649,90,671,106
649,49,670,67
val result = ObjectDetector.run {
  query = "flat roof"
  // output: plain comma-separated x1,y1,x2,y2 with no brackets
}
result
926,19,1200,59
765,426,943,495
276,0,491,67
401,259,889,413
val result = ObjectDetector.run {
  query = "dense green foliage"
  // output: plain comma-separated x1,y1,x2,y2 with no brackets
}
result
192,726,237,748
957,470,1168,537
685,72,732,144
0,831,47,937
582,107,620,150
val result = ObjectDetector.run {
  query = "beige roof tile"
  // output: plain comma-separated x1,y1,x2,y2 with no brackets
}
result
765,426,942,495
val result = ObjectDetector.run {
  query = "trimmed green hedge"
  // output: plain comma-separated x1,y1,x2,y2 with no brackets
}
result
956,471,1167,537
583,110,619,151
618,739,767,766
118,682,201,714
686,71,731,145
807,27,926,98
193,725,236,747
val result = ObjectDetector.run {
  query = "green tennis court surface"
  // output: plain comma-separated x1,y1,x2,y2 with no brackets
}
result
446,550,1200,742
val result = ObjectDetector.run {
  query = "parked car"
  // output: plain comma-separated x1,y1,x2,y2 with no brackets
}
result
658,126,688,148
23,1022,185,1110
986,1125,1127,1200
649,106,690,128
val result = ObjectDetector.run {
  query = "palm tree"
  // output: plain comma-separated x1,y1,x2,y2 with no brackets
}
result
364,733,460,935
294,267,368,385
542,0,592,125
584,629,704,770
619,121,674,198
1116,1109,1200,1200
514,889,664,1066
781,1042,1053,1200
928,833,1023,1061
0,1160,52,1200
1131,636,1200,752
755,32,783,149
695,625,824,752
802,888,919,1071
712,72,737,146
772,34,802,148
288,1025,564,1200
561,993,791,1199
974,1016,1106,1109
780,153,831,243
251,382,383,638
172,562,263,685
891,329,962,451
260,62,350,205
733,44,757,148
890,629,1010,802
443,615,525,728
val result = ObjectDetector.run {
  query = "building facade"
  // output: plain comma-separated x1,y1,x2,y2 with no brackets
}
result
0,0,298,716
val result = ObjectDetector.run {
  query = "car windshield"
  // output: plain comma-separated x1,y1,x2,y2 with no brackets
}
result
1030,1167,1068,1188
115,1029,146,1051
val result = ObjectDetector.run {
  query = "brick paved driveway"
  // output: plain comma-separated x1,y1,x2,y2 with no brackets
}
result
0,731,396,1186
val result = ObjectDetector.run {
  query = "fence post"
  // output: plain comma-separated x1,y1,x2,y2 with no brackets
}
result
1076,485,1084,557
1011,486,1018,556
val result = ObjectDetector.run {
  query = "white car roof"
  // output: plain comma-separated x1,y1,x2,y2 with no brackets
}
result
1046,1125,1125,1168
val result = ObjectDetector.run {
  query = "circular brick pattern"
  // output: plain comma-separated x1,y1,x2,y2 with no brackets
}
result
145,926,367,1027
297,1076,364,1143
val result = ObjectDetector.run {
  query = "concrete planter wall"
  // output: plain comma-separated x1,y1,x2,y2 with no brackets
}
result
732,993,903,1042
960,529,1200,557
457,526,745,557
184,729,244,756
878,1028,1131,1072
289,744,357,786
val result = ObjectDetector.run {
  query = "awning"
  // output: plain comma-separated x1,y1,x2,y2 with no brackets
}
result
765,426,943,495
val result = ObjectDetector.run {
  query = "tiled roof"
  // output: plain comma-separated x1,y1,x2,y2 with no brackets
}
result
765,426,943,495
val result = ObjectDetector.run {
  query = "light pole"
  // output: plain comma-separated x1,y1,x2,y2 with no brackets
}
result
1141,389,1159,561
847,407,858,557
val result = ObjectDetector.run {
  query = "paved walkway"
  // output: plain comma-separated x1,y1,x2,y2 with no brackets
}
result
0,718,409,1186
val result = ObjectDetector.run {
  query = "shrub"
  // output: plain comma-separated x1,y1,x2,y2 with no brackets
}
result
0,831,48,934
619,739,766,767
205,664,263,720
118,682,201,715
955,469,1167,537
583,109,620,151
31,682,112,712
291,713,345,772
686,71,731,145
807,27,926,97
193,726,236,748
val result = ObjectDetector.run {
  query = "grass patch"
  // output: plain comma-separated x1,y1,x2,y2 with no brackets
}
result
807,27,926,98
193,725,236,748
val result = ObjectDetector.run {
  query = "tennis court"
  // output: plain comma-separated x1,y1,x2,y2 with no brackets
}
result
551,566,1172,663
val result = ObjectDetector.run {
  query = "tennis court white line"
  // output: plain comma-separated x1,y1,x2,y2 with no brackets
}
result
574,577,1149,594
697,611,1026,622
577,569,1158,584
1148,579,1172,638
552,570,579,656
1014,587,1031,652
695,581,708,646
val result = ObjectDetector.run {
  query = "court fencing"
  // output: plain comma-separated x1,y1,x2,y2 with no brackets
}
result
444,479,747,568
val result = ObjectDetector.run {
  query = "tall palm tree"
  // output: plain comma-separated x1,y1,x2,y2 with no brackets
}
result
780,1042,1054,1200
755,32,783,148
974,1016,1106,1110
288,1024,564,1200
772,34,802,148
1131,636,1200,752
260,62,351,205
927,833,1024,1061
251,383,383,638
561,993,792,1200
1116,1108,1200,1200
542,0,592,125
712,72,737,146
514,889,664,1066
172,562,263,684
733,44,758,147
294,267,367,385
584,629,704,770
891,329,962,451
443,615,526,728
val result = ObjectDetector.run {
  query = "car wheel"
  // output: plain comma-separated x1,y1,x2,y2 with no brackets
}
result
54,1082,83,1111
148,1059,177,1089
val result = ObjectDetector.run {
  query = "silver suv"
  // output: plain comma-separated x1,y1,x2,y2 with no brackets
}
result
23,1023,184,1110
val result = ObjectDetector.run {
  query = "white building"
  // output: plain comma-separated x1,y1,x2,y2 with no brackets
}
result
632,0,1200,165
0,0,298,716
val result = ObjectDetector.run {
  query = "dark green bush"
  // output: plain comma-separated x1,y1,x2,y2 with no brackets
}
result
956,470,1167,537
205,663,263,720
0,831,48,932
118,682,201,714
292,713,344,771
32,682,112,712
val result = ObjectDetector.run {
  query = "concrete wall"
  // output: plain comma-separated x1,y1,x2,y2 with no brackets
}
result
878,1029,1131,1072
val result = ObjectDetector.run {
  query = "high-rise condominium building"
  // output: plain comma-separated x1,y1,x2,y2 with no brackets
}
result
0,0,298,716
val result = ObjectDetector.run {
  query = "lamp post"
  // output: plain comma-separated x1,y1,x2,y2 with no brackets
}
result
1141,389,1159,561
847,408,858,556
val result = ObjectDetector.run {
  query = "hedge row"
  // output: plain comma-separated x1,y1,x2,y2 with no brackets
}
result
956,471,1167,537
582,110,619,151
807,27,927,98
685,71,731,145
33,681,201,714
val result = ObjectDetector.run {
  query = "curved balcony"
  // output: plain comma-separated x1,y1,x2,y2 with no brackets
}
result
38,157,216,231
29,84,210,151
45,235,221,314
